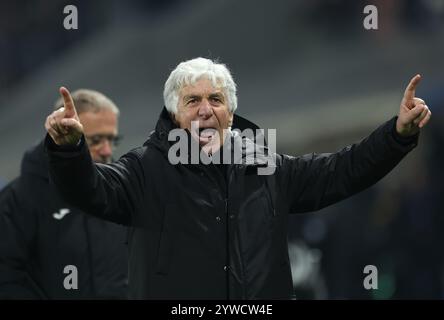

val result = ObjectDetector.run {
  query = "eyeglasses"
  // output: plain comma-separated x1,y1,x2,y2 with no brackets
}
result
85,134,123,148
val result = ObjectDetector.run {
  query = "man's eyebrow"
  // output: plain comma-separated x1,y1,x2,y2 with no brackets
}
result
183,94,201,101
183,92,224,101
209,92,224,99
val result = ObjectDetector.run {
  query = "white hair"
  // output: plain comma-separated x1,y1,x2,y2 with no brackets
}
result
163,57,238,115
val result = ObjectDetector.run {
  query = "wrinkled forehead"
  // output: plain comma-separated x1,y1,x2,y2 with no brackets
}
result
79,110,118,134
179,77,225,97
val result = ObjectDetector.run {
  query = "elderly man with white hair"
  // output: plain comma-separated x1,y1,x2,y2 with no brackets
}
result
44,57,431,299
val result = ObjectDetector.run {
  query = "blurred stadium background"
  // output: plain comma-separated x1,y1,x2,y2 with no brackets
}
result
0,0,443,299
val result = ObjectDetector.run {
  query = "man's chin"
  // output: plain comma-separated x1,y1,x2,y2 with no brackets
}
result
201,139,223,155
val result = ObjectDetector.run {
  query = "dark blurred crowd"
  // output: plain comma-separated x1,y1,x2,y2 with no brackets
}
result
0,0,179,92
289,87,444,299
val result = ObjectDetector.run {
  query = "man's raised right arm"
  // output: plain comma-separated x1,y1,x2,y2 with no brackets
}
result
45,87,144,225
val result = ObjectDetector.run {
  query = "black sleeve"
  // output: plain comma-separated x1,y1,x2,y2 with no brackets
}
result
45,135,145,225
390,118,419,146
0,179,45,299
279,116,419,213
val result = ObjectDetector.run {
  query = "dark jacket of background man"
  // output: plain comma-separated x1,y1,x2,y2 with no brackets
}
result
0,141,128,299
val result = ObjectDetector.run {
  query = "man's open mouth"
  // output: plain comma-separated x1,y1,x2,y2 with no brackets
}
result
196,127,217,145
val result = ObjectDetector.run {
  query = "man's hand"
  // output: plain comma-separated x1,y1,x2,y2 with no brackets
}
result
396,74,432,137
45,87,83,146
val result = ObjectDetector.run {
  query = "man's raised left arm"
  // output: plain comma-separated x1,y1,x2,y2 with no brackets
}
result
278,74,431,213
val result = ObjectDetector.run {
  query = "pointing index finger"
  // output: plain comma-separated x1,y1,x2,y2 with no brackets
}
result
403,74,421,101
59,86,77,118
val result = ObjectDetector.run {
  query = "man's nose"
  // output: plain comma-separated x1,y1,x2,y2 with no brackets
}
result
99,140,113,158
198,99,213,119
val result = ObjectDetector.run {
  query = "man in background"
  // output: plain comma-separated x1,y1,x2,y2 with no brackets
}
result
0,89,128,299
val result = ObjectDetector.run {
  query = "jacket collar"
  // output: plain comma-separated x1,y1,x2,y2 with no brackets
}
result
145,107,274,168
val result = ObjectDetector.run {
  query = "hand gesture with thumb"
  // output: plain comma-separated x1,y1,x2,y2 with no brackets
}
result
45,87,83,146
396,75,432,137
